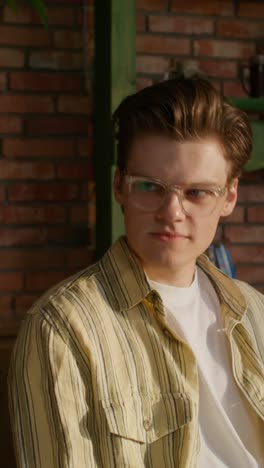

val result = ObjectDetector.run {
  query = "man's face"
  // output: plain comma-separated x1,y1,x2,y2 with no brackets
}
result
114,135,238,286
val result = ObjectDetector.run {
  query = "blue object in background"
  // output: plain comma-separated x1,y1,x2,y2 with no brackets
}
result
207,244,236,279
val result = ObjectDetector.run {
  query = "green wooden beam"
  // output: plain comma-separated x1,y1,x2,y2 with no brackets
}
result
228,98,264,172
95,0,136,259
244,121,264,172
228,98,264,113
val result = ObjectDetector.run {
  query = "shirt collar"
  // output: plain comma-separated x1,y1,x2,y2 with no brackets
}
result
99,236,247,321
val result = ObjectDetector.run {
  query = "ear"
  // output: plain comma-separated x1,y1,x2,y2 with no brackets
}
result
220,178,238,218
113,167,124,205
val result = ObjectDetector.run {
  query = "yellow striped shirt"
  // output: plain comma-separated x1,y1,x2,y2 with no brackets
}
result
8,236,264,467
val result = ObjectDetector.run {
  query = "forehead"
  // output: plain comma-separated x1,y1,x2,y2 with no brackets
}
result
126,135,229,185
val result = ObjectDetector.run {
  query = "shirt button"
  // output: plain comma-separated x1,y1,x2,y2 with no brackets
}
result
143,419,152,431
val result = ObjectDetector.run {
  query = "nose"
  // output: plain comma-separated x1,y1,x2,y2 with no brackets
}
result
155,190,186,221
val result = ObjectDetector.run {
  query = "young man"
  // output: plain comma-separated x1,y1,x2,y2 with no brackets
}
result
9,78,264,467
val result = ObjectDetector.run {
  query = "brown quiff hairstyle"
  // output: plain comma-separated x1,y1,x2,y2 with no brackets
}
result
113,77,252,181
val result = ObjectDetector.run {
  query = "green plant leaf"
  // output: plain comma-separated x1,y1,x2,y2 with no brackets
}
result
5,0,17,11
30,0,48,28
4,0,48,28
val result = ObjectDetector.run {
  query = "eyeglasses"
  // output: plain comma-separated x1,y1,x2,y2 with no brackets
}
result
124,174,227,217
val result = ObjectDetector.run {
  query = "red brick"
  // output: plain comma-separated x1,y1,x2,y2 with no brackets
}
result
194,40,255,59
0,48,24,67
70,205,89,223
3,138,76,158
46,7,75,26
216,20,264,40
136,77,154,91
136,0,167,11
0,249,65,269
0,228,45,246
0,117,22,134
137,35,190,55
29,51,82,70
88,202,96,225
0,273,23,292
236,266,264,284
0,26,52,47
0,73,6,91
241,171,264,183
3,3,74,27
65,247,94,268
45,0,84,3
221,205,245,223
208,79,221,93
213,225,223,243
0,95,54,113
0,296,13,321
238,2,264,18
223,80,246,98
171,0,234,16
225,226,264,243
137,14,146,32
78,138,94,157
58,96,91,114
238,185,264,202
54,31,82,49
77,7,94,29
149,16,214,35
136,55,170,74
0,161,54,179
82,182,91,201
247,206,264,223
8,183,79,201
0,186,5,201
84,31,95,63
15,294,38,317
229,245,264,264
0,205,66,224
45,225,91,246
198,59,237,79
87,181,95,201
3,4,33,23
57,162,93,179
9,72,82,92
25,271,70,292
26,117,91,136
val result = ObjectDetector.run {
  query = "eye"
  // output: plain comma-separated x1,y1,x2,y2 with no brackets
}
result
185,188,214,200
134,180,161,192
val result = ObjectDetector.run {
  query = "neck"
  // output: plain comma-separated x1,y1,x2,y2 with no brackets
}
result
144,263,196,287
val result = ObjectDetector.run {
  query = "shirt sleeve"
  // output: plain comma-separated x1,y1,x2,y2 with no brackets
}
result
8,312,101,468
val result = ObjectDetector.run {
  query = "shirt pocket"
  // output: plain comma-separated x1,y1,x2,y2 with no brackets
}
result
101,392,192,444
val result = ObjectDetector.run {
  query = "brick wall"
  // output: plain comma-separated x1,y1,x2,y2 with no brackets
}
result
0,0,95,323
0,0,263,326
136,0,264,293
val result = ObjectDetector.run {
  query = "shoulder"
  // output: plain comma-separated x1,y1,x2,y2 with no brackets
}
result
24,261,107,334
234,279,264,328
234,279,264,307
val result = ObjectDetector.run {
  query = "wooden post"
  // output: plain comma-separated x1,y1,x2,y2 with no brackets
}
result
95,0,136,259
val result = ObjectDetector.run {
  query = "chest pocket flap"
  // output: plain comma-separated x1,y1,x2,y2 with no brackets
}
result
101,392,192,444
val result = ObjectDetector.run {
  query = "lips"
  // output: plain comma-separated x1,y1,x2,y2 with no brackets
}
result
150,231,189,239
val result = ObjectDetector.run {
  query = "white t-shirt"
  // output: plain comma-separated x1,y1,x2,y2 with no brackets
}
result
149,267,264,467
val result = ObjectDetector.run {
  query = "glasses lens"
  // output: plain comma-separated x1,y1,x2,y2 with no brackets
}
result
127,175,222,216
130,179,165,211
182,188,217,216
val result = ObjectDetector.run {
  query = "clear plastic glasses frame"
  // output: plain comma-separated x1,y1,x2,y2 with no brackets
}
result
124,174,227,217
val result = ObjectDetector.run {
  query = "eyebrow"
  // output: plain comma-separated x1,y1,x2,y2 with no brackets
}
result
128,173,225,187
